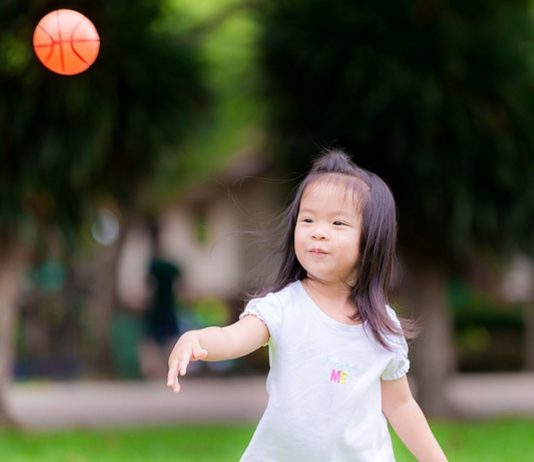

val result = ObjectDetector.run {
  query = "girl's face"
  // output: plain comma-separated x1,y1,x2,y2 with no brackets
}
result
294,179,363,286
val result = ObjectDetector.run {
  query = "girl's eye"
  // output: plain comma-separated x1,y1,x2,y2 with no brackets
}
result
333,221,346,226
302,218,313,223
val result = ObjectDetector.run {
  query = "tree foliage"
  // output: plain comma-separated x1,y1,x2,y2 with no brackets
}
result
258,0,534,264
0,0,208,246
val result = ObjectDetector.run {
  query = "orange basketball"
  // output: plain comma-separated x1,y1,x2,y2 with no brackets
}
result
33,9,100,76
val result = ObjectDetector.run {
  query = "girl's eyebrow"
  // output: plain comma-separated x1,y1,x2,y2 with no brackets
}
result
299,207,357,218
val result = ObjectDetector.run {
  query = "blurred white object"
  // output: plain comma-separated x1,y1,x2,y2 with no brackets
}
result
91,208,120,246
501,255,534,303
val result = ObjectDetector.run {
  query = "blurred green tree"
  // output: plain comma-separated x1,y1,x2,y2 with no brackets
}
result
0,0,207,425
258,0,534,415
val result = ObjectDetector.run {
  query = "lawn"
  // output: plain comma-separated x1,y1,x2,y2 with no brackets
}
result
0,419,533,461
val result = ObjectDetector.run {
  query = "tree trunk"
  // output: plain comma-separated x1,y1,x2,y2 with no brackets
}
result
501,255,534,371
524,301,534,371
83,213,130,377
84,240,120,376
0,241,30,427
404,260,456,418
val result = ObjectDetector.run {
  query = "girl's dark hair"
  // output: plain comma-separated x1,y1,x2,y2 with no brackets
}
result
260,148,411,349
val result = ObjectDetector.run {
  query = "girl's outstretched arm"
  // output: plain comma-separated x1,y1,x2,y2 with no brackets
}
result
381,376,448,462
167,315,269,392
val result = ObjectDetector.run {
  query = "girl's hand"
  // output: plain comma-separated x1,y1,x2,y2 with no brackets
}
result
167,331,208,393
167,317,269,393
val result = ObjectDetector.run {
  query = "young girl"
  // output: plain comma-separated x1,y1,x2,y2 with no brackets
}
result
167,149,448,462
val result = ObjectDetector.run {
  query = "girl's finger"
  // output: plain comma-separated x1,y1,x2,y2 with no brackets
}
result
192,346,208,360
167,359,178,381
178,354,191,376
167,359,180,391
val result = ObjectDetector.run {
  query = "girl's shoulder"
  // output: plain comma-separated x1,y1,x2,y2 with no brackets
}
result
383,304,410,349
275,279,302,298
385,304,401,323
244,280,301,319
252,280,301,303
241,281,301,339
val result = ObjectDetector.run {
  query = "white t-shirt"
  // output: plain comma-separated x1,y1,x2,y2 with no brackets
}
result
239,280,409,462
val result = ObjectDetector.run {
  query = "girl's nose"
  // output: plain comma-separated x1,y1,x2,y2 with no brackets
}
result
312,227,327,240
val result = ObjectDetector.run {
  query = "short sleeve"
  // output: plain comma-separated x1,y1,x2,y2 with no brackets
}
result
239,291,283,342
380,306,410,381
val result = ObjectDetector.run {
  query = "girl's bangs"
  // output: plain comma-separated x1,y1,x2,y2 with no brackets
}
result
303,172,369,212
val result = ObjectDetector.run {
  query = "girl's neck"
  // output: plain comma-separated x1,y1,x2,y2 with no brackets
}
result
302,276,361,324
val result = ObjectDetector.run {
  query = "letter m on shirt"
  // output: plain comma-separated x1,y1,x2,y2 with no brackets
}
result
330,369,342,383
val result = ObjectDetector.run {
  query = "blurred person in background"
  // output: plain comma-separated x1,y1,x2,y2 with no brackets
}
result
138,218,182,379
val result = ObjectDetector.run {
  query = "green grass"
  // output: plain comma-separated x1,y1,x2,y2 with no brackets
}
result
393,419,534,461
0,420,533,461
